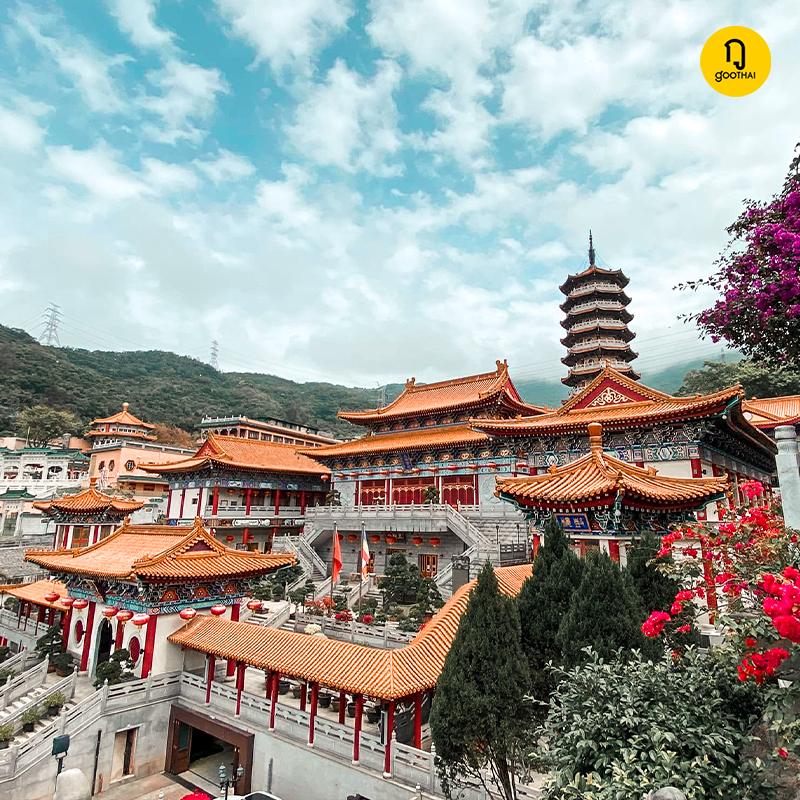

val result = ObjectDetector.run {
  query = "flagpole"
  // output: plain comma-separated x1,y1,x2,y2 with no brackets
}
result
330,521,338,612
358,521,366,617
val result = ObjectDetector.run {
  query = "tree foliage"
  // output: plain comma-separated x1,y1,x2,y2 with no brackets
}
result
94,648,136,688
430,562,533,800
14,405,82,447
378,551,421,606
676,359,800,399
152,423,197,447
35,625,65,660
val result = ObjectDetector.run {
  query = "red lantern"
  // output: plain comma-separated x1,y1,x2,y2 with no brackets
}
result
72,599,89,610
347,534,358,542
429,537,441,547
61,597,75,608
467,463,478,470
226,535,235,542
412,537,423,546
321,474,329,481
370,535,380,544
385,535,395,544
210,604,227,616
102,606,119,619
117,610,133,623
44,592,60,603
487,461,498,469
515,460,527,470
179,608,197,621
131,613,150,627
246,599,262,612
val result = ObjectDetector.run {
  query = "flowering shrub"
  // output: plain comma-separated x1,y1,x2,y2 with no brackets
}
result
643,481,800,757
180,792,211,800
334,610,352,622
304,600,326,616
359,614,373,624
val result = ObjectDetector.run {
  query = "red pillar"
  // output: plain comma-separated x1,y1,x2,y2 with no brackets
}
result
245,488,252,515
270,671,279,728
355,481,360,506
235,661,245,715
114,618,124,651
384,700,395,775
62,607,72,649
243,527,250,545
141,614,158,678
166,490,173,518
212,487,219,515
308,683,319,746
274,489,281,517
206,655,216,703
226,603,240,677
47,607,55,626
179,489,186,519
300,681,307,712
79,601,96,672
608,540,620,563
414,691,422,749
353,694,363,763
532,534,541,559
338,690,347,724
35,604,45,636
196,487,204,516
62,526,70,549
701,544,718,622
300,491,306,516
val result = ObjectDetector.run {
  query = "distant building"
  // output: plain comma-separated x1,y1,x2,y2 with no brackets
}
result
197,415,340,448
0,446,88,496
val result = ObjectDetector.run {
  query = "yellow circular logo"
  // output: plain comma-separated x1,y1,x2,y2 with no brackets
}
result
700,26,770,96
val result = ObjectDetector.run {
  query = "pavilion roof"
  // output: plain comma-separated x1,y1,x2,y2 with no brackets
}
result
25,518,294,582
33,487,144,516
337,361,546,424
495,422,729,510
743,396,800,430
139,434,330,477
0,579,69,610
91,402,155,429
169,564,532,700
560,263,630,294
298,424,488,460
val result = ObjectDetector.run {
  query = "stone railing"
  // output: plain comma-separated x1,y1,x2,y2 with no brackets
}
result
0,667,77,734
0,648,39,678
0,610,49,651
0,656,48,713
289,614,415,649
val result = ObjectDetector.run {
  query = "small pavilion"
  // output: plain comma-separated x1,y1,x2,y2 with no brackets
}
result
495,422,730,563
0,578,69,648
33,486,145,549
25,519,294,678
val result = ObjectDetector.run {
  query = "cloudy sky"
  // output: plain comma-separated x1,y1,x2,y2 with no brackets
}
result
0,1,798,389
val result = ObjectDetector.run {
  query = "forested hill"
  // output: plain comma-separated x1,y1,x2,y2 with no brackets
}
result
0,323,758,439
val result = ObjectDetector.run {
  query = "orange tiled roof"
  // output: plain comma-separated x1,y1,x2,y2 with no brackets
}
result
168,564,532,700
33,487,144,516
495,423,729,510
140,434,330,477
25,519,294,582
91,403,155,429
0,579,69,610
338,361,546,423
85,429,157,441
298,424,489,460
743,396,800,429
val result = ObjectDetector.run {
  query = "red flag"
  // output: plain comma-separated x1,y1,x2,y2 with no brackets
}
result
332,529,342,585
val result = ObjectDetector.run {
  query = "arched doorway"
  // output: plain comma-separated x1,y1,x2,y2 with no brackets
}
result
96,618,113,666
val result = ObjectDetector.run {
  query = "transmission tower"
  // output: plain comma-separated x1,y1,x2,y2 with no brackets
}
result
38,303,62,347
211,340,220,370
376,382,387,407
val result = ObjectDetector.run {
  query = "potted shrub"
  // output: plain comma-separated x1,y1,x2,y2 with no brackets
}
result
36,625,64,669
331,696,341,713
0,645,10,664
347,701,356,718
0,723,13,749
44,692,66,717
94,649,135,689
21,709,40,732
0,668,15,686
51,652,75,677
291,683,304,699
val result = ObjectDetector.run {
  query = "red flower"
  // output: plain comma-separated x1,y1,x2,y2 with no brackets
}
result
778,748,789,758
642,611,671,638
745,638,757,648
677,625,691,633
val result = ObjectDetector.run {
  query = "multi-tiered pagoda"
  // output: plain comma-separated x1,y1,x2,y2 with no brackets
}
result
560,234,639,391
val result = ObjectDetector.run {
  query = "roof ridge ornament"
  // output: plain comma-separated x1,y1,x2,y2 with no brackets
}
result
406,377,416,389
589,230,595,267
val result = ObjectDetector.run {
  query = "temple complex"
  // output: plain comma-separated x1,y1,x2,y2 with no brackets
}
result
560,234,639,391
196,415,340,448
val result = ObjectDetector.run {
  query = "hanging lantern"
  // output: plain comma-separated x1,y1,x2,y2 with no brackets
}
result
131,613,150,627
320,474,329,481
101,606,119,619
226,535,235,542
467,463,478,470
179,608,197,621
412,537,423,546
447,464,458,471
347,534,358,542
385,534,395,544
72,599,89,610
370,534,380,544
44,592,60,604
210,604,227,616
117,610,133,623
487,461,498,469
61,597,75,608
429,537,441,547
246,599,262,612
515,460,527,470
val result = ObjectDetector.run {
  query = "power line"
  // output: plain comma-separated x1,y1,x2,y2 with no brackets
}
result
38,303,61,347
211,340,220,371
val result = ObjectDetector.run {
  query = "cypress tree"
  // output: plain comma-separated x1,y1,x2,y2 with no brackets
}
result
430,561,532,800
516,516,584,712
557,551,652,666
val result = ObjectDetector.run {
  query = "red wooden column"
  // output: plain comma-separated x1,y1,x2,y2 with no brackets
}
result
179,489,187,519
226,603,240,677
308,683,319,746
300,681,307,712
338,690,347,724
141,614,158,678
270,671,280,728
16,601,23,629
47,607,55,626
245,488,252,515
61,606,72,649
274,489,281,517
35,605,45,636
353,694,363,763
62,526,70,549
235,661,246,716
413,691,422,749
300,491,306,516
212,487,220,515
608,540,620,563
206,655,216,703
701,543,718,622
383,700,395,775
196,488,204,516
355,481,360,506
79,601,96,672
166,489,173,518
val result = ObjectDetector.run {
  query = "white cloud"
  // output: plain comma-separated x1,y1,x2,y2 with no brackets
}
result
286,59,402,176
195,149,256,184
141,157,199,192
0,105,45,152
214,0,353,74
45,145,147,202
106,0,175,51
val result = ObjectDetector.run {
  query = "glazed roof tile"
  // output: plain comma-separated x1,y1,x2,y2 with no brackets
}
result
495,423,729,509
91,403,155,429
140,434,330,476
169,564,532,700
33,487,144,516
338,361,545,423
298,424,489,459
743,396,800,429
25,519,294,582
0,578,69,610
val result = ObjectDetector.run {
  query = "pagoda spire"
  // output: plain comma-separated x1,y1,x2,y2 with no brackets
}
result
558,236,639,391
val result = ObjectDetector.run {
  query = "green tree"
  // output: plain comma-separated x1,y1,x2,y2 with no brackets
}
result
411,576,445,620
557,551,654,667
324,489,341,506
516,517,584,716
35,625,64,660
94,648,135,688
423,484,440,504
14,405,81,447
677,358,800,398
378,552,421,606
430,562,533,800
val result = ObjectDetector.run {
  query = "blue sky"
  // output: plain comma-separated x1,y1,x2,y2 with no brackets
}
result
0,0,798,388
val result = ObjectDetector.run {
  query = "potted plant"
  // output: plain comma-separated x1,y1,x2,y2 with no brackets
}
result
0,668,15,686
44,692,66,717
366,705,381,724
36,625,64,669
277,679,291,695
21,709,40,732
51,652,75,677
291,683,303,699
331,696,341,713
347,701,356,718
318,693,332,709
0,724,13,749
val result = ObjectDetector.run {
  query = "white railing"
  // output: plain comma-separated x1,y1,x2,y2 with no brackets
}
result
274,534,327,578
346,578,372,610
0,667,77,733
249,603,292,630
205,505,305,520
0,656,48,712
0,611,48,651
0,648,38,678
290,614,414,649
567,300,627,315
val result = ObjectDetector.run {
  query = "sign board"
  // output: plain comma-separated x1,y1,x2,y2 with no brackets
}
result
555,513,590,532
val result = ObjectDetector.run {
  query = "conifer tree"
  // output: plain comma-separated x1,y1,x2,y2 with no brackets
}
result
430,561,532,800
516,516,584,713
557,551,654,666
